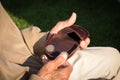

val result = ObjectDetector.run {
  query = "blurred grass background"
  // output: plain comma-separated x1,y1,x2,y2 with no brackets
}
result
1,0,120,51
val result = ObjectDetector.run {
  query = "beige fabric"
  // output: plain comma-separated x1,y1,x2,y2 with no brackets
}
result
0,2,31,64
68,47,120,80
0,54,29,80
21,27,48,55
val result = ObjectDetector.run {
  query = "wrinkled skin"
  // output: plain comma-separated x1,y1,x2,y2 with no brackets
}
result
37,12,90,80
38,53,72,80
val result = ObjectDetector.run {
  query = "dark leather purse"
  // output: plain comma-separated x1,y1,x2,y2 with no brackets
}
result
44,24,89,60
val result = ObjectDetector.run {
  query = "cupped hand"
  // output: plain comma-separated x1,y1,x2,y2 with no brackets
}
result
50,12,90,49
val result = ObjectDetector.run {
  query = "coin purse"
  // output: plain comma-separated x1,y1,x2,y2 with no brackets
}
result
43,24,89,61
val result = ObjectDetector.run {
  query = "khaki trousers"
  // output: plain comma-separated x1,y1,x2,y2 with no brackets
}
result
68,47,120,80
0,2,120,80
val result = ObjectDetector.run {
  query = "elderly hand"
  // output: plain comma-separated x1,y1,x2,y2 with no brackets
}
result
38,52,72,80
50,12,90,50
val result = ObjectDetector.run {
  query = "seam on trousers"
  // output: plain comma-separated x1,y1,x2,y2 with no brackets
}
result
20,30,33,54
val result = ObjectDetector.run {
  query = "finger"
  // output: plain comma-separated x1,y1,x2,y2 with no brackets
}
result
53,51,68,69
79,40,87,49
62,12,77,27
58,62,73,78
79,37,90,49
85,37,90,45
50,12,77,34
58,61,73,72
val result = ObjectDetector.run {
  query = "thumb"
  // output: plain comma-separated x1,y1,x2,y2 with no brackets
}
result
53,51,68,69
50,12,77,34
62,12,77,27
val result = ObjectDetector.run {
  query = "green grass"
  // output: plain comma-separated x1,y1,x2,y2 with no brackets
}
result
1,0,120,51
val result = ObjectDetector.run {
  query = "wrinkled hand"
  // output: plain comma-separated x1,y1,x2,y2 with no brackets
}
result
38,52,72,80
50,12,90,49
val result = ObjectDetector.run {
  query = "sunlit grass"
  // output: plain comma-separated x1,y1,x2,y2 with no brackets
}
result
8,12,31,29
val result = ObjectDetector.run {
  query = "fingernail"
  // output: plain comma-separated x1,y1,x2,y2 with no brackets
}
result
59,51,68,60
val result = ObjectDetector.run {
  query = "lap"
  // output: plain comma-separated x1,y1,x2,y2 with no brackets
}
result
68,47,120,80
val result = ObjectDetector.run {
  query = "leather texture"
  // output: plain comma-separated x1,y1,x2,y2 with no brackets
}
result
45,24,89,59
